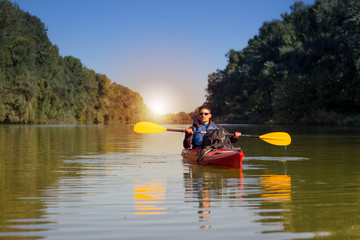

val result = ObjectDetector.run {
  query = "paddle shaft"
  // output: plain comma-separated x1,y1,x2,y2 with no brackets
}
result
166,128,206,134
240,134,261,138
167,128,240,137
167,129,287,145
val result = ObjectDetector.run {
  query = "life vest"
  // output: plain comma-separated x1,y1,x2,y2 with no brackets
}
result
193,121,218,147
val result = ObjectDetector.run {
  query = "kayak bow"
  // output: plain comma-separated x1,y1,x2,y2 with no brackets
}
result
182,148,244,169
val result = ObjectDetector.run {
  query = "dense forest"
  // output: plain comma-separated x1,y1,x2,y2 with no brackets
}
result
2,0,359,125
206,0,360,125
0,1,150,124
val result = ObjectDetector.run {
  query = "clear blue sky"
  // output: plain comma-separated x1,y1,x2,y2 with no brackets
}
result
13,0,314,114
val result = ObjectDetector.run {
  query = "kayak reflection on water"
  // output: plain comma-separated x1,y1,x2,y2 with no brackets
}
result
183,164,244,229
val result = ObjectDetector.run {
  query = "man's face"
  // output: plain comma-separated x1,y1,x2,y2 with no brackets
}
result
198,109,212,124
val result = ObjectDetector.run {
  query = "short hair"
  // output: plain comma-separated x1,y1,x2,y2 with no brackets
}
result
198,105,211,113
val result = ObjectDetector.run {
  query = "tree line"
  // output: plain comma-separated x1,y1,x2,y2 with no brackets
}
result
206,0,360,125
3,0,359,126
0,1,151,124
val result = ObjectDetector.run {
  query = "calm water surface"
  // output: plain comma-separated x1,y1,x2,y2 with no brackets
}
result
1,124,360,240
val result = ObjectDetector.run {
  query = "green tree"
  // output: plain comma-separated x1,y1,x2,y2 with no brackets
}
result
206,0,360,125
0,1,149,124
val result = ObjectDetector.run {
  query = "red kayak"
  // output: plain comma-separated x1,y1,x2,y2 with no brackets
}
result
181,148,244,169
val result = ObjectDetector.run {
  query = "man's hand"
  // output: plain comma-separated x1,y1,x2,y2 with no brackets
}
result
185,128,194,135
234,131,241,138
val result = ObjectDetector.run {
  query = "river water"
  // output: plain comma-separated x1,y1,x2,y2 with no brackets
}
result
0,123,360,240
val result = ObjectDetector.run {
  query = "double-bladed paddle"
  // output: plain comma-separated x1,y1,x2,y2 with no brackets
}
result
134,121,291,146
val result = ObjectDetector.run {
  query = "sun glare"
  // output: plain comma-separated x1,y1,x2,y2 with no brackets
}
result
148,100,168,115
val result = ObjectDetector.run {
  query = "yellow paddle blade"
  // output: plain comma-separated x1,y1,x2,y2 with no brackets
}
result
134,122,167,134
259,132,291,146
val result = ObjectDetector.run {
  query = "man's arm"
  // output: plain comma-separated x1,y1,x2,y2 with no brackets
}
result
183,127,194,149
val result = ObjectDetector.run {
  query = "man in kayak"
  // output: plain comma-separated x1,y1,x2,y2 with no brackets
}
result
183,105,241,149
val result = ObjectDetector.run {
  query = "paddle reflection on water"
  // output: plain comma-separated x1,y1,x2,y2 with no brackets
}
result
133,179,167,215
259,174,292,202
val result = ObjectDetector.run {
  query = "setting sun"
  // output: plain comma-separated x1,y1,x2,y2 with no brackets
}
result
148,99,168,115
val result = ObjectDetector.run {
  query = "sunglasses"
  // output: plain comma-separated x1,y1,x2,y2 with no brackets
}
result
199,112,210,116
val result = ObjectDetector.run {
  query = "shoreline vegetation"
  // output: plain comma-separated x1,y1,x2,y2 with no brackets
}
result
1,0,359,126
206,0,360,126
